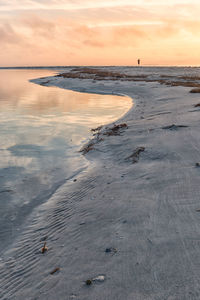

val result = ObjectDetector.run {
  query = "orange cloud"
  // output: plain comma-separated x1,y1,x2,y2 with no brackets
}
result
0,23,23,44
1,2,200,66
22,15,56,38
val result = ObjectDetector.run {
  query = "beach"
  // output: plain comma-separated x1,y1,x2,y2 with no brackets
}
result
2,66,200,299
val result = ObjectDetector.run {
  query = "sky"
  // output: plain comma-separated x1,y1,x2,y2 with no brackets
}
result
0,0,200,66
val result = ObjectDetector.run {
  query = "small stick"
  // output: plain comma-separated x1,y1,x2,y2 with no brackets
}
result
50,267,60,275
41,242,48,253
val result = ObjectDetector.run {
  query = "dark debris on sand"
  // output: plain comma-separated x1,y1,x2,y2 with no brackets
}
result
57,68,148,81
80,142,95,155
85,279,92,286
103,123,128,136
91,125,103,132
80,123,128,154
50,267,60,275
126,147,145,163
105,247,117,254
190,88,200,93
162,124,188,130
41,242,48,254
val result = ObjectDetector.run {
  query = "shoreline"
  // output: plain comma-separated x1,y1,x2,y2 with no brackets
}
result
2,67,200,299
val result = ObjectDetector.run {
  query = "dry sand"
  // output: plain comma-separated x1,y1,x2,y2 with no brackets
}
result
2,67,200,300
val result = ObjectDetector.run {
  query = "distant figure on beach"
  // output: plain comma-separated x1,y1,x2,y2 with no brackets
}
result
137,59,140,66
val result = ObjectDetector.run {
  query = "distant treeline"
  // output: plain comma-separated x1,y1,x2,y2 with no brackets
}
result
0,66,73,70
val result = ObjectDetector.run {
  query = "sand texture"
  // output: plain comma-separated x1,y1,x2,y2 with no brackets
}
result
2,67,200,299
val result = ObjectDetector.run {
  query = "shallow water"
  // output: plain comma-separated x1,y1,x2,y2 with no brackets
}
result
0,69,132,251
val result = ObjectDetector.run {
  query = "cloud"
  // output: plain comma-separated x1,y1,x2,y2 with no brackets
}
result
22,15,56,38
0,1,200,66
0,23,24,44
0,0,136,11
0,0,198,13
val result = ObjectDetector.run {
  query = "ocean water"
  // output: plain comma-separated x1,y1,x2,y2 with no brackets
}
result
0,69,132,252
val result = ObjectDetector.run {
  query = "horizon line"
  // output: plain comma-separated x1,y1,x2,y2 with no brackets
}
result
0,64,200,69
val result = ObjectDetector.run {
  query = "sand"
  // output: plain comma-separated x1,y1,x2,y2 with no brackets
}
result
1,67,200,300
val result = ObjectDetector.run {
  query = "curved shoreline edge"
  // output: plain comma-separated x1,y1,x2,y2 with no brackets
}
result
2,68,200,300
31,73,137,163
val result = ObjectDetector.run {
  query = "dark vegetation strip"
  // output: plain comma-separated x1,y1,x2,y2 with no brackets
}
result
56,67,200,92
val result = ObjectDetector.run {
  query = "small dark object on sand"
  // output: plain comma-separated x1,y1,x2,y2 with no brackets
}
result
105,247,117,254
190,88,200,93
196,209,200,212
126,147,145,163
115,123,127,129
50,267,60,275
105,248,112,253
196,163,200,167
162,124,188,130
103,123,128,136
41,242,48,253
91,125,103,132
73,179,77,182
194,103,200,107
85,279,92,285
80,142,95,154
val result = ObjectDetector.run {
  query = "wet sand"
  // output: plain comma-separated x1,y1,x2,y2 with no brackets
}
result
2,67,200,299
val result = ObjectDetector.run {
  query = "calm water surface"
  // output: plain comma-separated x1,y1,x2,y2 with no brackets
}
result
0,69,132,250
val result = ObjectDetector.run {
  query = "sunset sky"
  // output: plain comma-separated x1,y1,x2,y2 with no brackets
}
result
0,0,200,66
